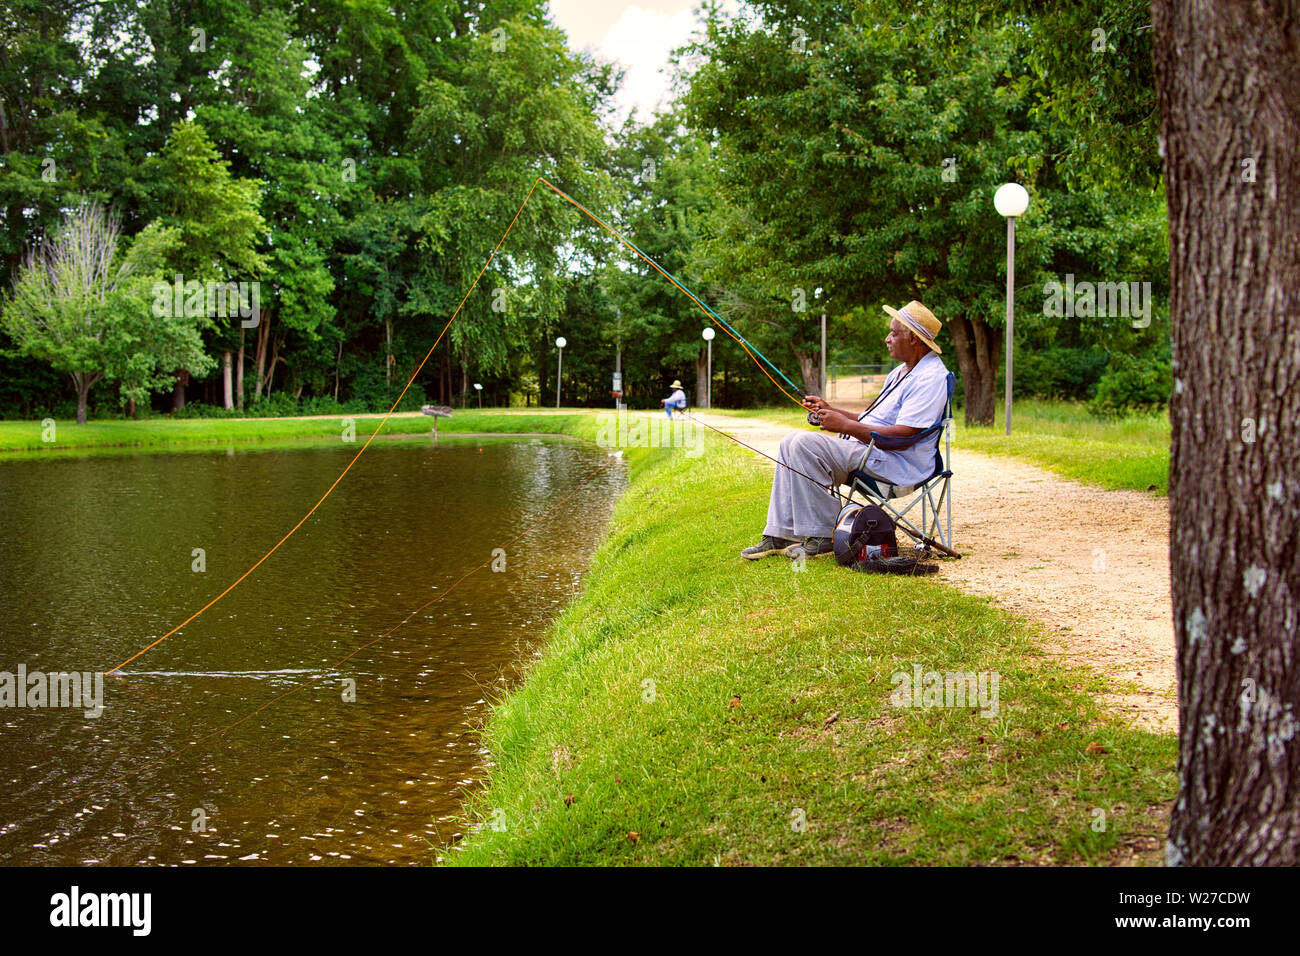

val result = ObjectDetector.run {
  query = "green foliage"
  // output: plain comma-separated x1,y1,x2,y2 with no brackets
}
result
0,0,1171,420
940,0,1161,189
1088,353,1172,418
148,120,267,283
1013,346,1111,400
0,203,214,419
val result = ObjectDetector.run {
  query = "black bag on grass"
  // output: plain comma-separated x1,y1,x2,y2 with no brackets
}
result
832,503,898,566
832,502,938,576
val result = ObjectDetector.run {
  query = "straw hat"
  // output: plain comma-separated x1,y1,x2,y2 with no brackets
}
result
670,379,683,388
883,301,942,355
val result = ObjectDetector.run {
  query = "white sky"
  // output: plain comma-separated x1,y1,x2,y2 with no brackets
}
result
547,0,741,124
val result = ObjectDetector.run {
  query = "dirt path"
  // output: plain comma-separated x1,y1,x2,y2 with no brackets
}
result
688,411,1177,734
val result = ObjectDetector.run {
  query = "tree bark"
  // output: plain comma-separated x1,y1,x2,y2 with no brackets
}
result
236,328,245,410
265,333,281,398
947,314,999,426
253,309,271,400
1153,0,1300,866
441,337,452,405
71,371,100,425
334,339,343,403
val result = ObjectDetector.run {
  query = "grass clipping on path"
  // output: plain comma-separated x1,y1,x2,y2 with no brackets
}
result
445,426,1176,866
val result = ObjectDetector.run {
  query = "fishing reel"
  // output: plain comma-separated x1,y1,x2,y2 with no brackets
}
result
802,397,822,427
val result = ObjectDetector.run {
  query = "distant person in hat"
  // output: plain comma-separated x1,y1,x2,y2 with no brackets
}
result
742,301,950,561
661,379,687,419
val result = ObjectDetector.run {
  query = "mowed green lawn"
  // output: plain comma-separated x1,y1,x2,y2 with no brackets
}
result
442,422,1176,866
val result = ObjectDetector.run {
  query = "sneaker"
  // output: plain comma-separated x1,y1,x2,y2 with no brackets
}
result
784,536,834,560
741,535,798,560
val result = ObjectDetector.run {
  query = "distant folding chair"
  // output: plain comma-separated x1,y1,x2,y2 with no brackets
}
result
841,371,959,559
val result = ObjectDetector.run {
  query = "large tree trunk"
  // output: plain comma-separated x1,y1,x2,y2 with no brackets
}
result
1153,0,1300,865
947,314,999,426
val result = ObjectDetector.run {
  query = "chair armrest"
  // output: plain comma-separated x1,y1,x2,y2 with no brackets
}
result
868,421,942,450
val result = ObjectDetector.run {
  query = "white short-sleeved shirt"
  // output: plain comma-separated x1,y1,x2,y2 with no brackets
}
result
846,351,949,486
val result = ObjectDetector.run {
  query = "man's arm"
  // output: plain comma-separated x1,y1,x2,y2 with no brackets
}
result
814,407,922,442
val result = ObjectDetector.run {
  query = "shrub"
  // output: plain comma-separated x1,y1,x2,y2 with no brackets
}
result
1088,354,1172,418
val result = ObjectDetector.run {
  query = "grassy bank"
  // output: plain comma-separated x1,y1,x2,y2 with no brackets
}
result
0,409,592,458
443,422,1176,866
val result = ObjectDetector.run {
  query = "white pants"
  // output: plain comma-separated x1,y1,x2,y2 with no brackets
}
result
762,431,880,540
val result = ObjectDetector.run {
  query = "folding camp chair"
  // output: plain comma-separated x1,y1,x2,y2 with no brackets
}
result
841,371,959,559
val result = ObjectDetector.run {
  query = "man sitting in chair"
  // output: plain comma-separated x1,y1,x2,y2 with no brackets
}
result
742,301,950,560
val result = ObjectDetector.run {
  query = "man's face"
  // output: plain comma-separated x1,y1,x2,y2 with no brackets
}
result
885,319,916,360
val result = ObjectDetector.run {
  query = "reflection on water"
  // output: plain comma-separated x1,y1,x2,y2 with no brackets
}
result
0,435,624,865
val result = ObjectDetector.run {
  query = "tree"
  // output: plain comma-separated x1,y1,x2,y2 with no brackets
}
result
1,202,213,423
148,120,267,410
1152,0,1300,865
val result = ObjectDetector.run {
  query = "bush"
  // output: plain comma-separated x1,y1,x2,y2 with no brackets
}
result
1088,354,1172,418
1013,346,1111,400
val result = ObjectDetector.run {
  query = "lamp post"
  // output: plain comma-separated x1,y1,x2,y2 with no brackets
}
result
555,336,566,408
994,182,1029,435
473,382,482,410
702,327,715,409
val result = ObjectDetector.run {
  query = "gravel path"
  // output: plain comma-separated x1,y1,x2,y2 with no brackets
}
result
688,411,1177,734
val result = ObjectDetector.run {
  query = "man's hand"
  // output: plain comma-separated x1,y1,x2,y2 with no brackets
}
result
815,407,854,434
802,395,829,414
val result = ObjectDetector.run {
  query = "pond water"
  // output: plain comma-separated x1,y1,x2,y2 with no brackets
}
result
0,434,624,865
